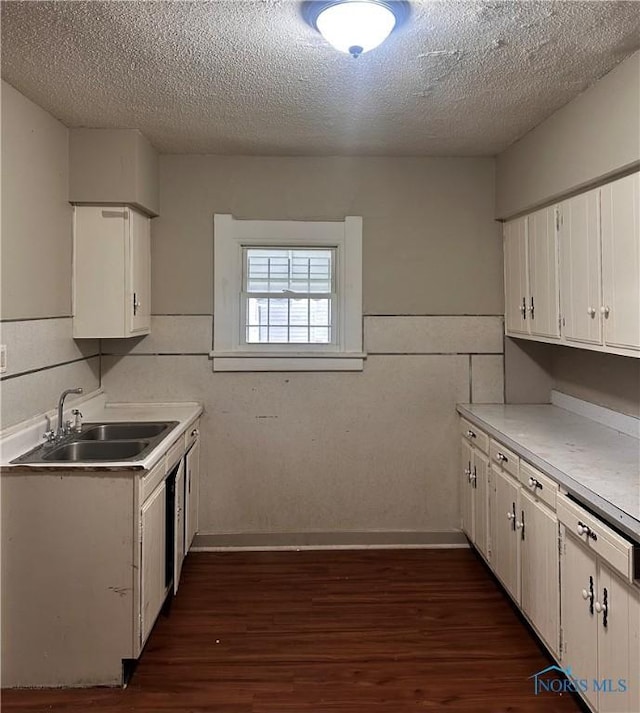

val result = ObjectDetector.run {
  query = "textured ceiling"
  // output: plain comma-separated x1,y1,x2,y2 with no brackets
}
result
1,1,639,156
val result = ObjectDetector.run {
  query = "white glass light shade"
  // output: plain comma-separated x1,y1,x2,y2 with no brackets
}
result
315,1,397,57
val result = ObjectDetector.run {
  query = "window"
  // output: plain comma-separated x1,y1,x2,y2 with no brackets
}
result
212,215,364,371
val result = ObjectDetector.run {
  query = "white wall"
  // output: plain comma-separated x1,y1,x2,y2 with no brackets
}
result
151,155,503,316
496,51,640,219
102,155,506,544
0,82,99,428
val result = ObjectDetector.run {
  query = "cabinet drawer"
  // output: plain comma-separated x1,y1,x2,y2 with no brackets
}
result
460,418,489,454
557,493,638,581
519,461,558,512
185,419,200,450
490,439,519,478
141,458,166,503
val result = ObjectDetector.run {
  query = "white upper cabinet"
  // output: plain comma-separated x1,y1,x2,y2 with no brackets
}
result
73,206,151,339
504,217,528,335
558,188,602,345
527,206,560,339
503,207,559,340
600,172,640,352
505,170,639,358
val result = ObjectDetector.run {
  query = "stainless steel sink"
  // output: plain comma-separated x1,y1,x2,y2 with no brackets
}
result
77,422,176,441
10,420,179,465
42,439,150,462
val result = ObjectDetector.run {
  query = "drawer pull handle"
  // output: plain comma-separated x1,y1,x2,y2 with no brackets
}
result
577,521,598,541
497,452,508,463
528,476,542,491
465,429,476,439
191,428,199,438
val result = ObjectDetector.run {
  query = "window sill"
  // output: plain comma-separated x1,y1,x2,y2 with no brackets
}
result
209,351,366,372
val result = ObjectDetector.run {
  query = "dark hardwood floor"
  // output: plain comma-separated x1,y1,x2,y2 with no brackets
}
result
2,549,583,712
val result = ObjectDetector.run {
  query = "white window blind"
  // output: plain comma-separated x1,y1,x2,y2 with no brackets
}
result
243,248,335,344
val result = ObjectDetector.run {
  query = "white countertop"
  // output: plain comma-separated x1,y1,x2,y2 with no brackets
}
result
457,402,640,541
0,392,203,472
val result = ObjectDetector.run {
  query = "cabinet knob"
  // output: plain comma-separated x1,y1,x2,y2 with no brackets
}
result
581,589,590,600
600,305,610,317
191,428,199,437
587,307,597,317
594,601,605,614
577,521,597,540
515,520,523,529
507,512,515,520
497,452,508,463
465,429,476,439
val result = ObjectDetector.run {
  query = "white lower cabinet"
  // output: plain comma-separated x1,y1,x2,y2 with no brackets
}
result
460,421,490,560
561,529,640,713
140,480,167,647
174,461,186,594
460,416,639,713
490,466,521,602
559,493,640,713
520,489,559,656
185,433,200,553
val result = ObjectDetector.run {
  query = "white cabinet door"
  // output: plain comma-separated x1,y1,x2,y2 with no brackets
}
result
601,172,640,351
460,439,474,540
140,481,166,646
185,437,200,554
73,205,151,338
129,209,151,335
173,461,185,595
491,468,520,602
473,450,490,561
504,217,529,335
597,563,640,713
528,206,560,339
520,490,559,656
561,530,598,711
558,189,602,345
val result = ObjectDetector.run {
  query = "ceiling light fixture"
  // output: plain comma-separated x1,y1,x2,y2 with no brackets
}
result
303,1,410,58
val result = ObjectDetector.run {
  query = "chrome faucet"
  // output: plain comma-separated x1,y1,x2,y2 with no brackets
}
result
56,388,83,440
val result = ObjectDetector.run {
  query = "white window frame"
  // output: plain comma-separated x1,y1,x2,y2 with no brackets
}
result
212,214,364,372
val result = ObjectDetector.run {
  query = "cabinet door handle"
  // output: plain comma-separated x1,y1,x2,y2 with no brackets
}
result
520,297,527,319
595,588,608,628
133,292,141,315
600,305,610,318
528,296,535,319
471,465,477,489
587,307,597,317
517,510,525,539
582,575,595,614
